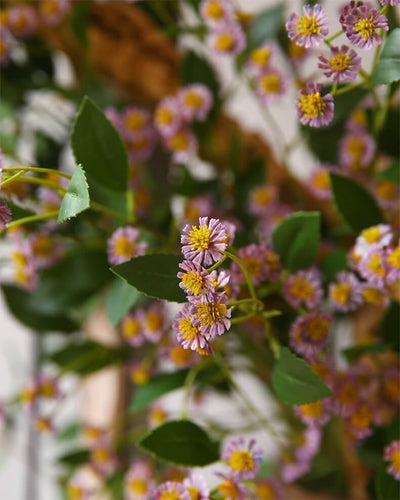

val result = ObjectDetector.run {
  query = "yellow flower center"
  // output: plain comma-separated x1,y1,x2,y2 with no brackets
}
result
355,19,377,41
145,312,163,332
41,0,59,16
366,254,384,276
300,400,323,418
170,346,194,365
215,32,234,51
387,247,400,269
361,227,382,244
204,0,224,19
296,15,320,36
114,236,135,258
350,405,373,429
156,107,173,126
242,256,263,280
328,53,351,72
178,317,199,341
377,180,396,200
229,449,254,472
331,283,351,304
188,224,211,252
130,136,148,151
257,483,276,500
39,381,56,398
289,277,314,301
32,235,53,258
253,187,273,206
92,447,110,463
250,47,272,66
67,485,85,500
0,38,7,57
122,317,141,339
218,480,239,499
184,91,203,109
170,131,189,151
149,407,167,425
383,376,400,401
128,478,148,495
260,74,281,94
181,271,204,295
312,170,330,190
160,489,182,500
196,301,227,328
297,92,326,119
307,317,330,341
131,367,150,385
338,382,358,405
125,112,145,132
289,41,307,59
35,418,52,433
362,287,385,305
188,486,201,500
389,449,400,473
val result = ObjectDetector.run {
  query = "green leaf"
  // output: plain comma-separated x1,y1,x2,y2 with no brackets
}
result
111,254,186,303
58,448,90,467
181,51,219,99
330,174,384,233
247,4,285,50
272,212,320,271
272,347,332,404
130,370,189,411
342,343,390,363
57,164,90,223
49,340,128,376
138,420,220,466
320,249,348,284
371,28,400,84
71,97,128,216
105,278,140,327
379,159,400,186
58,422,81,441
375,461,400,500
1,285,78,333
382,302,400,351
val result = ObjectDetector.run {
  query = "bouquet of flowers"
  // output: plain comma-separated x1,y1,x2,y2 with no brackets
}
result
0,0,399,498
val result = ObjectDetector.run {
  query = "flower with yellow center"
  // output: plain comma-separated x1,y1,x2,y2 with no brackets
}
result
250,46,272,67
169,130,190,152
203,0,224,20
331,283,351,305
229,449,254,473
387,247,400,269
183,91,202,110
289,277,314,301
354,19,377,42
124,111,145,132
114,236,135,258
156,107,174,126
298,92,326,120
128,478,148,496
214,32,234,52
260,73,281,94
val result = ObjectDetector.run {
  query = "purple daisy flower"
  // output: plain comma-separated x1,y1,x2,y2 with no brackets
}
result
29,231,63,269
295,426,322,461
210,21,246,55
339,129,376,172
120,311,146,347
215,472,249,500
246,43,276,75
125,461,155,500
178,84,213,122
141,302,168,343
294,397,333,427
155,482,190,500
181,216,228,266
222,437,263,480
358,246,386,286
342,3,388,50
200,0,235,27
380,0,399,5
0,200,12,229
308,165,334,199
255,67,288,103
384,440,400,481
329,271,363,312
296,82,334,127
183,195,213,224
183,473,210,500
345,402,375,441
165,127,198,164
283,268,323,310
361,283,390,307
386,245,400,284
285,4,329,48
120,106,152,140
90,443,118,477
318,45,361,83
249,185,278,217
67,472,92,500
39,0,71,26
289,311,333,361
107,226,147,266
173,303,209,351
126,128,157,163
178,260,216,300
154,96,183,137
354,224,393,257
256,479,285,500
193,292,232,339
8,6,37,38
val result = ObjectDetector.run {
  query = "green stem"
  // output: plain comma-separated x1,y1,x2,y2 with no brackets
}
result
2,166,71,180
230,311,258,324
5,210,59,230
207,254,227,272
325,29,343,44
331,81,364,96
5,175,67,193
223,250,259,304
90,201,129,222
359,68,380,107
1,171,26,187
181,362,205,419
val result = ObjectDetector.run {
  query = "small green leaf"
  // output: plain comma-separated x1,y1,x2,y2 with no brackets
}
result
330,174,384,233
58,448,90,467
130,370,189,411
57,165,89,223
342,343,390,363
58,422,82,441
371,28,400,84
375,461,400,500
138,420,220,466
49,340,128,376
320,249,348,284
111,254,186,303
181,51,219,99
379,159,400,186
272,212,320,271
105,278,140,327
273,347,332,404
247,5,284,49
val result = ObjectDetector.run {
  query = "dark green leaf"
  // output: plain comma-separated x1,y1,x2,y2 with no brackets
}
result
58,448,90,467
272,212,320,271
375,461,400,500
330,174,384,233
379,159,400,186
371,28,400,84
139,420,220,466
273,347,332,404
247,5,285,49
382,302,400,351
71,97,128,216
378,109,400,158
111,254,186,303
1,285,78,333
320,249,348,284
181,51,219,98
57,164,90,223
58,422,81,441
105,278,140,327
342,343,390,363
130,370,189,411
49,340,128,376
